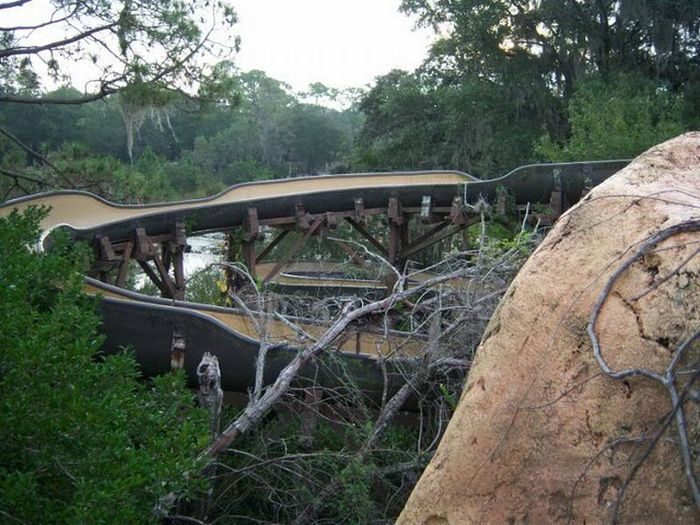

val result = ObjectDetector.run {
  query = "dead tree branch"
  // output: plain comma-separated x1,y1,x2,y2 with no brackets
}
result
587,219,700,520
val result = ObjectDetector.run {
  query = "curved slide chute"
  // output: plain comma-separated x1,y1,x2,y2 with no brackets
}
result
0,161,629,404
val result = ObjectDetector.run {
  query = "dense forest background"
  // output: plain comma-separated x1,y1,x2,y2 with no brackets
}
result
1,1,699,523
2,1,698,203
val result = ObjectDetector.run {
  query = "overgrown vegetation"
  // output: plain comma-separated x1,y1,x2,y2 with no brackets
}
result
0,208,210,524
185,215,539,523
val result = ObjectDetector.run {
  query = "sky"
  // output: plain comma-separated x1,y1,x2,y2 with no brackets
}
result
232,0,434,92
4,0,434,98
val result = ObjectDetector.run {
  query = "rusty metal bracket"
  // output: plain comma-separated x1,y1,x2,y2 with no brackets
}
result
170,331,186,370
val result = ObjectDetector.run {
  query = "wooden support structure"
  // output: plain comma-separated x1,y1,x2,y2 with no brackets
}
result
243,208,264,279
255,229,290,264
387,195,408,265
400,222,471,259
261,216,325,285
91,189,488,297
420,195,442,224
353,197,365,223
449,195,469,225
548,169,570,219
115,241,133,288
93,222,188,300
333,238,368,267
345,217,388,257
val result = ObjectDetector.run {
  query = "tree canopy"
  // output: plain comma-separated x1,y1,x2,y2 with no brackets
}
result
0,0,239,104
351,0,699,177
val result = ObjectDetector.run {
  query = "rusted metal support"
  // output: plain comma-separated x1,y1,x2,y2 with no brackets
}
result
255,229,290,264
345,217,388,257
262,216,325,285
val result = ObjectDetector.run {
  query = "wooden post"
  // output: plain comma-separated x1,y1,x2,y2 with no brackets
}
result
243,208,261,279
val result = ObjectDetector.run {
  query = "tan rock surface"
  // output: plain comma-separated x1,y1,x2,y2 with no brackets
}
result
398,133,700,524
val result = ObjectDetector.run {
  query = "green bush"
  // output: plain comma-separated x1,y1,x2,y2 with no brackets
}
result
0,207,209,524
537,73,686,161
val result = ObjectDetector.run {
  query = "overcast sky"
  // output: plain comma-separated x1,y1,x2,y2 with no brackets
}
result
233,0,433,92
6,0,433,97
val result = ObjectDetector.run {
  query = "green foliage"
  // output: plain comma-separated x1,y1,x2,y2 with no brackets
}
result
186,267,228,306
537,74,686,161
1,1,238,105
0,208,209,524
350,0,700,176
330,460,377,524
439,383,458,411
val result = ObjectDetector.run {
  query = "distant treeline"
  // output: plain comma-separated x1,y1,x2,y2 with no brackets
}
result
1,1,698,203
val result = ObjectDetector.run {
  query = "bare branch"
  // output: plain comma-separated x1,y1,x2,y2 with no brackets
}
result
0,22,118,58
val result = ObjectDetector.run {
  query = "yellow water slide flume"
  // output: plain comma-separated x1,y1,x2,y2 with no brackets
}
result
0,162,629,403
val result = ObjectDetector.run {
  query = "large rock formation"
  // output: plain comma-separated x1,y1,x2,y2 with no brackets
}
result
399,133,700,524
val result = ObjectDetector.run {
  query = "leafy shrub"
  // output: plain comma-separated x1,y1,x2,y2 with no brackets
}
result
0,207,209,524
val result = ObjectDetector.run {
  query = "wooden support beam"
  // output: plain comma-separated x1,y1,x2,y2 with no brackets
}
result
243,240,257,279
449,195,468,225
174,221,187,246
262,216,325,285
255,229,290,264
242,208,264,279
295,203,312,231
333,238,367,267
115,241,134,288
134,227,156,260
353,197,365,223
244,208,261,241
400,222,473,259
172,222,187,300
401,220,450,255
162,243,172,273
496,190,507,215
325,211,337,230
345,217,388,257
152,252,177,298
173,248,185,300
387,195,405,225
96,235,116,261
388,222,401,264
138,260,170,297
